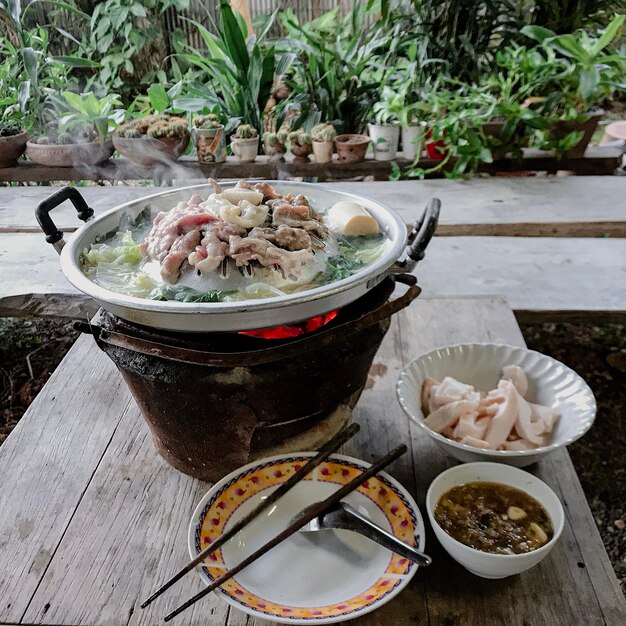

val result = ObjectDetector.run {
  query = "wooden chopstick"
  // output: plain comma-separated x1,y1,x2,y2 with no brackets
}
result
141,422,360,609
164,443,408,622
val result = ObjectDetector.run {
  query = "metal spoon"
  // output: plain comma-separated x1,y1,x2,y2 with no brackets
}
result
298,501,432,567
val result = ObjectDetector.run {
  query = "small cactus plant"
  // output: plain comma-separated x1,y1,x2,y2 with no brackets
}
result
115,115,188,139
264,131,287,146
288,130,312,146
234,124,258,139
311,123,336,143
193,114,222,130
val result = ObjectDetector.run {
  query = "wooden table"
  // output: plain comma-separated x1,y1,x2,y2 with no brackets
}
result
1,178,626,322
0,296,624,626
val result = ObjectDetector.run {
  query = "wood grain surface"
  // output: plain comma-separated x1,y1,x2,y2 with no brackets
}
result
1,231,624,320
2,178,625,237
0,296,624,626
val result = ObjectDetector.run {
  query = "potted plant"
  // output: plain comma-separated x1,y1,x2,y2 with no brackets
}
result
288,130,313,163
521,15,625,157
0,56,29,168
369,87,402,161
263,131,287,161
113,114,190,166
399,103,426,161
311,123,336,163
230,124,259,162
334,134,370,163
26,92,123,167
0,120,28,168
192,114,226,164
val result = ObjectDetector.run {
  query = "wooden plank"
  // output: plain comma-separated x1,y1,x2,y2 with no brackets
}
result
6,297,625,625
397,297,626,626
20,403,230,626
2,233,625,320
0,336,132,623
0,146,620,183
2,178,626,237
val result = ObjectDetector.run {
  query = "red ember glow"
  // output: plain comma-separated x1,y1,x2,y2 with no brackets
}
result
239,310,338,339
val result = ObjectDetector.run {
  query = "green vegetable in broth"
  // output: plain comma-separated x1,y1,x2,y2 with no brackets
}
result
148,285,236,303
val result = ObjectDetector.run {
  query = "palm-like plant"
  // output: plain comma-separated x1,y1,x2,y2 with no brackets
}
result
173,0,293,134
277,4,396,134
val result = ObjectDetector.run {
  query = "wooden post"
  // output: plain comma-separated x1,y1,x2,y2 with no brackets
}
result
231,0,253,38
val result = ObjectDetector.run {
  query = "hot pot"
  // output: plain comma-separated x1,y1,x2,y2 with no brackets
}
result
36,182,440,481
36,181,440,332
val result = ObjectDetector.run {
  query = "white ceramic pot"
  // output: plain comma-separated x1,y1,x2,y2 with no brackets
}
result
401,124,423,161
368,123,400,161
230,136,259,162
312,140,334,163
426,462,565,579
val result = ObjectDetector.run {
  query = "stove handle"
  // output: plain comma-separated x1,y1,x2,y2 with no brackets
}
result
391,197,440,274
36,186,95,254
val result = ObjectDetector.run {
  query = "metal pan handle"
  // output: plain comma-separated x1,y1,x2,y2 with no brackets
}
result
390,197,440,274
36,186,94,254
406,197,440,264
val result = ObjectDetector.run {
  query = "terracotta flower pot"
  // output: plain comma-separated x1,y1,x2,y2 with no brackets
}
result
548,109,604,158
334,134,370,163
230,136,259,162
312,140,334,163
0,130,28,168
264,141,287,161
26,138,114,167
290,142,313,163
113,134,190,167
193,126,226,163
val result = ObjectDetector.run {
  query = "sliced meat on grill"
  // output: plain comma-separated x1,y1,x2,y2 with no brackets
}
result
188,222,246,273
160,230,202,282
254,181,281,202
228,236,314,279
272,203,328,239
142,203,216,263
248,225,312,251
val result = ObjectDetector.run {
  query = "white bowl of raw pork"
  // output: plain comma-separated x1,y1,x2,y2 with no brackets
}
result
396,343,596,467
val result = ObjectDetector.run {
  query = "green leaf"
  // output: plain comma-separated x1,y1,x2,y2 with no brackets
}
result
53,26,81,46
148,83,169,113
7,0,22,25
591,15,625,57
51,56,102,68
219,0,249,76
17,80,30,113
130,4,146,17
520,25,555,43
579,67,599,103
93,116,109,144
21,47,37,90
97,33,114,54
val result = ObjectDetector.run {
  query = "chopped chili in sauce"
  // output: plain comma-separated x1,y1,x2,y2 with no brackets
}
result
434,481,553,554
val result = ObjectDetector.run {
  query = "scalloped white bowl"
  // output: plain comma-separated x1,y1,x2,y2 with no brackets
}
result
396,343,596,467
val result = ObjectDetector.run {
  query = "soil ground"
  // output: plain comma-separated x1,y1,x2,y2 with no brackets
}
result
0,317,624,593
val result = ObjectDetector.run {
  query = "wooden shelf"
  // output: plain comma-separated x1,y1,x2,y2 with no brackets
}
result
0,147,621,183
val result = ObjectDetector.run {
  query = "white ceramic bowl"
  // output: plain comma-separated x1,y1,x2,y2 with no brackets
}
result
426,462,564,578
396,343,596,467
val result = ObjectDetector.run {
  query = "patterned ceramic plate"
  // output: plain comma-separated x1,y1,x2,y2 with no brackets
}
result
188,452,425,624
